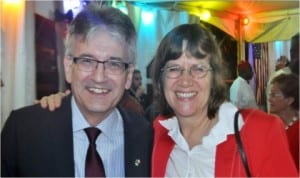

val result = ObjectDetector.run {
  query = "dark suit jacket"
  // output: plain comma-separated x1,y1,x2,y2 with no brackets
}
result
1,95,153,177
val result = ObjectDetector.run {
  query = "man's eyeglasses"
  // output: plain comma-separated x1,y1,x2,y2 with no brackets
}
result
72,57,130,75
161,64,212,79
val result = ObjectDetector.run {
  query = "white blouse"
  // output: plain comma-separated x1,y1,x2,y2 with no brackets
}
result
159,102,243,177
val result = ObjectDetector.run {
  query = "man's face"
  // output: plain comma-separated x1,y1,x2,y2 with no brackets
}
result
64,30,134,121
132,72,142,90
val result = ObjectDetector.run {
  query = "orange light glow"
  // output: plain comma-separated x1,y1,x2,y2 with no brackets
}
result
1,0,24,32
4,0,22,5
243,17,249,25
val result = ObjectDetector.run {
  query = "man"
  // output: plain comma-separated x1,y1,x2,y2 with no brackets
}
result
275,56,289,71
1,6,152,177
128,69,150,109
230,61,258,109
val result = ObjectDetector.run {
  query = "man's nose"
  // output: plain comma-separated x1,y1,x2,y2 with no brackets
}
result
92,63,106,81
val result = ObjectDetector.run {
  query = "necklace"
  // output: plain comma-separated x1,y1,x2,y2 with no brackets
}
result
285,116,298,130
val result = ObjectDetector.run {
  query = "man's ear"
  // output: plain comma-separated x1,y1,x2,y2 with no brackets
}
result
125,65,134,90
64,56,73,83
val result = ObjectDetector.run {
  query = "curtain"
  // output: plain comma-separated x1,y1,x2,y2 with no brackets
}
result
253,43,269,109
1,1,35,127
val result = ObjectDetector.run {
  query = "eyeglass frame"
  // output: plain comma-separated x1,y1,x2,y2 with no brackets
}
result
71,56,130,75
161,64,213,79
268,92,285,98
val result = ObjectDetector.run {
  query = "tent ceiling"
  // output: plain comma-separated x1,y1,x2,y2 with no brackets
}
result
131,0,299,42
134,1,299,17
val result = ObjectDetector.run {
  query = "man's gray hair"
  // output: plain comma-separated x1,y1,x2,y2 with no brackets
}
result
65,6,137,64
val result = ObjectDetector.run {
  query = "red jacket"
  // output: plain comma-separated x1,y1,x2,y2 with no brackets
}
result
286,119,299,170
152,109,298,177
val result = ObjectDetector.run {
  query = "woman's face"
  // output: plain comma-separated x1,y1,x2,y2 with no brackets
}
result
162,52,212,118
268,83,293,114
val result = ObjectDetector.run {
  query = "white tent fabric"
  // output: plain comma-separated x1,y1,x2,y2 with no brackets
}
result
1,1,36,127
244,8,299,43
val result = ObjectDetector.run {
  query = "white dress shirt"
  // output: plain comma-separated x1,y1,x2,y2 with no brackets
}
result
159,102,243,177
71,97,125,178
230,76,258,109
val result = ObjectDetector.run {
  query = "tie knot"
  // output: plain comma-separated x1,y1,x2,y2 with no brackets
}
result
84,127,101,144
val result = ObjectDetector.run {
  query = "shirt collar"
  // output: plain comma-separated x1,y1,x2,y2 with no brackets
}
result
159,116,190,150
71,96,123,142
204,102,243,145
159,102,243,147
237,76,247,83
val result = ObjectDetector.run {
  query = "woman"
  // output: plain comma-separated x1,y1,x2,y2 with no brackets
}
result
269,73,299,170
150,23,298,177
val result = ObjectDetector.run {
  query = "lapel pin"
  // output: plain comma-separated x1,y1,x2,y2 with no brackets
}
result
134,159,141,167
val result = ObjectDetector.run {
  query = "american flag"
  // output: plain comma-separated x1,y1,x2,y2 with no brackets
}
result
254,43,269,107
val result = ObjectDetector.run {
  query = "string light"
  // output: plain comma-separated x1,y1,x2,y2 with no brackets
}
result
243,17,249,25
200,10,211,21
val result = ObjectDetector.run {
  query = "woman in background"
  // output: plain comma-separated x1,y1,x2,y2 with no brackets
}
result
269,73,299,170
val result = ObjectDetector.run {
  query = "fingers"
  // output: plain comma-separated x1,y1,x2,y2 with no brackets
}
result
33,99,40,104
47,94,57,111
52,93,63,111
36,90,69,111
64,89,71,96
40,93,62,111
40,96,49,109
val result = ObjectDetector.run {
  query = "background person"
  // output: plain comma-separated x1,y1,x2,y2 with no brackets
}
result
229,61,258,109
1,6,152,177
269,73,299,170
266,33,299,113
150,23,298,177
128,69,150,110
275,56,289,71
119,91,145,115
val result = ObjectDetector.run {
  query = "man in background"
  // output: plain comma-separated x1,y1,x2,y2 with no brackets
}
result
230,61,258,109
128,69,150,110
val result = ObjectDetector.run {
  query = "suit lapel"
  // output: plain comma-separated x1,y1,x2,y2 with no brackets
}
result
47,95,75,176
120,108,140,176
118,107,152,177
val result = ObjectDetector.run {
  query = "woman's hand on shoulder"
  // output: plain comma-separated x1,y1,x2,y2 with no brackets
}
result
34,89,71,111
